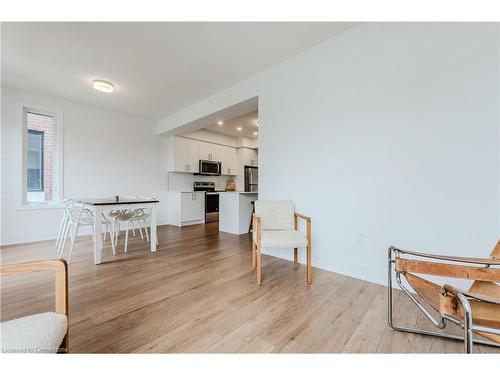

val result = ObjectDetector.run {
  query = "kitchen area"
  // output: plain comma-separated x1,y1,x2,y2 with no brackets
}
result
166,111,259,235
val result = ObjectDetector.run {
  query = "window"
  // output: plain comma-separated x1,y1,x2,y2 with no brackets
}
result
27,129,44,192
21,105,63,205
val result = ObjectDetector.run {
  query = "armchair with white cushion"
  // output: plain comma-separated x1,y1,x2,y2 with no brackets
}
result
252,200,312,286
0,259,69,353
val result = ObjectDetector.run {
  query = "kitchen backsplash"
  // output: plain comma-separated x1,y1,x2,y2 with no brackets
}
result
167,172,233,192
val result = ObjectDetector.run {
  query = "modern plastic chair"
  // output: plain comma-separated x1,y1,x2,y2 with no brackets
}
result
58,201,115,263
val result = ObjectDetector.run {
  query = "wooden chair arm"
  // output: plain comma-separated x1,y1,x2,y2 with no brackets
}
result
294,212,311,222
390,246,500,265
0,259,68,315
0,259,67,276
294,213,311,245
253,214,262,241
252,214,261,225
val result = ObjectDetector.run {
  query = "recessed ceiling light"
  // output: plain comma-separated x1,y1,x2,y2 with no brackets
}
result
253,132,258,136
236,127,242,131
217,121,223,126
92,79,114,93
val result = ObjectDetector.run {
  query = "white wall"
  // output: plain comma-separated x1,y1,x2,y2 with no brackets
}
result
237,137,258,149
1,85,166,245
156,23,500,285
181,129,238,147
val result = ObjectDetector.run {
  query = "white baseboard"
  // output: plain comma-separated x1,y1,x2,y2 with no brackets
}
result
261,248,387,287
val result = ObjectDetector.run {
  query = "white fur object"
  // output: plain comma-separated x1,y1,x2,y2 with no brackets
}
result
1,312,67,353
255,200,295,230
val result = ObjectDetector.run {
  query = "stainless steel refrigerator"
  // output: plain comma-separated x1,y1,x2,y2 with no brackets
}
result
244,166,258,192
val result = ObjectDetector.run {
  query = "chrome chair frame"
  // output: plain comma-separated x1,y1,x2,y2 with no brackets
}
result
388,246,500,353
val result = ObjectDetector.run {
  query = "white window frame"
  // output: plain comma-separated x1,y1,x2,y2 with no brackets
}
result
19,102,64,208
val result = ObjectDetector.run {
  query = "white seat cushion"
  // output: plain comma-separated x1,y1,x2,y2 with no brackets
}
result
1,312,67,353
254,230,308,248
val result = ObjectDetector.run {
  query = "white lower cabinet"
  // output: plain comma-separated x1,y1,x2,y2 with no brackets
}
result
169,192,205,226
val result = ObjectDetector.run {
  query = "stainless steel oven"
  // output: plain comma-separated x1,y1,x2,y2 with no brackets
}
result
194,181,219,223
198,160,221,176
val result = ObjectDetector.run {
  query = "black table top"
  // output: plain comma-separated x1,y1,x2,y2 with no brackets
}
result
78,198,159,206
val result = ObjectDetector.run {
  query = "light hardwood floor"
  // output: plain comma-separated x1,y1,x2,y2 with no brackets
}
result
1,223,498,353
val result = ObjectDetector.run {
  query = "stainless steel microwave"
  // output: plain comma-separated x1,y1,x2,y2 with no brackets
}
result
198,160,221,176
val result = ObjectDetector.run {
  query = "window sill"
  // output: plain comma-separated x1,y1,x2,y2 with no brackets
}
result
17,202,62,211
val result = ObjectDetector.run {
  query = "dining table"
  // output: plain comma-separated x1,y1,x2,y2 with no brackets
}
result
77,197,160,265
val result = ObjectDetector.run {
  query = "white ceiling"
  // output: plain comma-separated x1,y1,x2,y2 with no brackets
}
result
206,111,258,139
1,22,355,120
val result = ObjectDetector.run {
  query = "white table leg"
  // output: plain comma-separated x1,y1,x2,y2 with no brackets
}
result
94,206,103,264
150,204,157,252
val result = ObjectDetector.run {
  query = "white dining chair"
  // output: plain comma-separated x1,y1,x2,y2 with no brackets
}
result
112,196,158,253
55,198,74,256
58,201,115,263
132,197,158,246
113,209,140,253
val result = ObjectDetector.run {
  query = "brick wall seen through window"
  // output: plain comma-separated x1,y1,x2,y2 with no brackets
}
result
27,112,54,202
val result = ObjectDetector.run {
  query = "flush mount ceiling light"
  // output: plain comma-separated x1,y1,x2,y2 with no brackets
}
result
217,121,224,126
92,79,114,93
236,126,242,131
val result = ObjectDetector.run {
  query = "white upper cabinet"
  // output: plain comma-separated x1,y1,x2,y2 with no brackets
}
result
168,136,238,175
172,136,187,172
199,141,228,162
239,147,258,167
218,145,237,175
198,141,212,161
169,136,199,173
187,139,200,173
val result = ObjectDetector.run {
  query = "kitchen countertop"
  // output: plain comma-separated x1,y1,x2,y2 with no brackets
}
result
219,191,258,194
171,191,257,194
